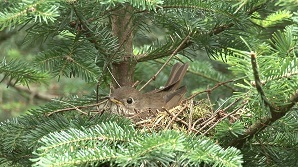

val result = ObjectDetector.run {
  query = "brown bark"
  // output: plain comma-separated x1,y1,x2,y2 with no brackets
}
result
111,4,136,88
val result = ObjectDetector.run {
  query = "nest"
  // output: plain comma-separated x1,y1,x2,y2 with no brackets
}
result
95,98,243,135
131,100,213,133
47,97,246,135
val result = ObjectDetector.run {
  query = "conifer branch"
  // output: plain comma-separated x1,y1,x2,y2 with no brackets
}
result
71,5,109,57
209,3,265,35
154,59,237,91
250,71,298,86
8,83,56,101
188,69,237,91
137,2,266,61
185,79,238,101
47,100,108,116
139,31,192,91
1,1,296,166
250,52,275,111
227,53,298,149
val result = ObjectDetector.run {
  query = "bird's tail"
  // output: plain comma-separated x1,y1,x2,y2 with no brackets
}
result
164,62,189,90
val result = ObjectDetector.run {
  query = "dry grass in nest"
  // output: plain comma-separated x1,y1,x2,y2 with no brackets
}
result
128,98,248,135
48,97,247,136
132,100,215,134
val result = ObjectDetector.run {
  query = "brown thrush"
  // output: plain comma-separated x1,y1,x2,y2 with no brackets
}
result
109,62,189,120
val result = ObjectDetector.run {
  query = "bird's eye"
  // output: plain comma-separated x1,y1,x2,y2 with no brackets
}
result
126,97,133,104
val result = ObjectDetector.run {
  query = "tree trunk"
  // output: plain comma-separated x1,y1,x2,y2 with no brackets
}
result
111,4,136,88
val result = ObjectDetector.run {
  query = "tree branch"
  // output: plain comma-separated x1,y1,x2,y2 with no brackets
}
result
184,79,238,101
139,31,193,91
250,52,275,111
8,83,56,101
137,2,265,62
227,53,298,149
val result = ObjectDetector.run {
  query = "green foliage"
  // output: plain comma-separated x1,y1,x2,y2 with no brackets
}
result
0,105,242,166
35,40,100,82
0,0,60,30
228,26,298,107
0,58,49,86
0,105,130,165
32,121,134,166
0,0,298,166
145,0,257,59
189,60,231,85
30,122,242,166
242,111,298,166
137,37,186,62
252,10,293,28
222,23,298,166
99,0,163,11
270,26,297,57
215,120,246,143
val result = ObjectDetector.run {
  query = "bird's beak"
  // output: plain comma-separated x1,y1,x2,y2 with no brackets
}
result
109,97,123,105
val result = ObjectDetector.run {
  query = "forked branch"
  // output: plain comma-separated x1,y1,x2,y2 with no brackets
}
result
228,52,298,149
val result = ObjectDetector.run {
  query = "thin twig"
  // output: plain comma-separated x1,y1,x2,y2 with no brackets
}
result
202,102,248,135
188,101,194,133
221,98,241,112
196,117,217,134
184,79,238,101
107,67,121,87
188,69,237,91
139,31,193,91
51,99,88,115
153,59,237,91
196,98,240,133
132,80,140,88
192,117,207,132
164,107,200,133
206,85,213,107
165,106,187,130
7,82,57,101
250,52,274,110
47,100,108,116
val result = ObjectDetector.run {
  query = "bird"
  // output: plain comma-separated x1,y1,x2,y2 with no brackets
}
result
109,62,189,120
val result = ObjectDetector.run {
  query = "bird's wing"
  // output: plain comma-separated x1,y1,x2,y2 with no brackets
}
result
163,86,187,109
